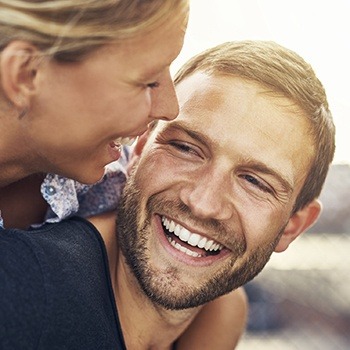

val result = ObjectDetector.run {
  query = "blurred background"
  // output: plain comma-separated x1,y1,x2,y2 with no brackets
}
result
172,1,350,348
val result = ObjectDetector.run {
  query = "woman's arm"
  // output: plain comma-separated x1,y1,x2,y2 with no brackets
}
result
175,287,248,349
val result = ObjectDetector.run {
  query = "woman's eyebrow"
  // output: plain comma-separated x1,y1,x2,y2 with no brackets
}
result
140,64,167,81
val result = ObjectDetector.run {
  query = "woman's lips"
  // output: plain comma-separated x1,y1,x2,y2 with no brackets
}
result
107,136,137,162
113,136,137,146
108,141,122,161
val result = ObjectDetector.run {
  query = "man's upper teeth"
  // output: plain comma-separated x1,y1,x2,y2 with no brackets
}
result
162,216,223,252
113,136,136,146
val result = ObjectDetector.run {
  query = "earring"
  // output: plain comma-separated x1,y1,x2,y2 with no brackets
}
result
18,107,28,119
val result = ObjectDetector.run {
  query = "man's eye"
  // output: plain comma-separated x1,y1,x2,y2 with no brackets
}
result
169,141,194,153
243,174,273,194
147,81,160,89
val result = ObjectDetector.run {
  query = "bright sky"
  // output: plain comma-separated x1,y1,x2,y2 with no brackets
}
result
172,0,350,164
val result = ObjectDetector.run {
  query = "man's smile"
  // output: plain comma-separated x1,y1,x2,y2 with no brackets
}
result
160,215,228,259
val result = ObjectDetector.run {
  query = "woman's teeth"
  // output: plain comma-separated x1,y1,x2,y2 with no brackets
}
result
113,136,137,146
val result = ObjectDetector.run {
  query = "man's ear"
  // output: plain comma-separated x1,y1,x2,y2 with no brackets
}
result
274,199,322,253
126,129,152,175
0,41,40,109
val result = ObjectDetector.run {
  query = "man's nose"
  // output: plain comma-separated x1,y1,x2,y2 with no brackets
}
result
179,169,234,221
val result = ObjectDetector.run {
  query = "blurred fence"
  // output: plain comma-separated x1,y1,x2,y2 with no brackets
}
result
237,232,350,350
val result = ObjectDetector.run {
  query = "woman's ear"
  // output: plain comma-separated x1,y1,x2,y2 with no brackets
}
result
126,129,152,175
274,199,322,253
0,41,40,109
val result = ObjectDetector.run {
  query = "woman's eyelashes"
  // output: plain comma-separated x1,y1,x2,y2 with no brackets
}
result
147,81,160,89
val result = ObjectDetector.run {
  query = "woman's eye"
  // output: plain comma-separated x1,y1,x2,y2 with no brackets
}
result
243,174,273,194
147,81,160,89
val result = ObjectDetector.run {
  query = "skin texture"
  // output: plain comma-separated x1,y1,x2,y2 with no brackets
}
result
117,73,319,309
174,288,248,349
89,72,321,349
0,11,187,186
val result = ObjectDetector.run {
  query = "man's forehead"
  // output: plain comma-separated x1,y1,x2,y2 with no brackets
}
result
176,72,228,109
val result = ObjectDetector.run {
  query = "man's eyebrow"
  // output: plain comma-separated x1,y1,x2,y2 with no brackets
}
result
164,122,211,146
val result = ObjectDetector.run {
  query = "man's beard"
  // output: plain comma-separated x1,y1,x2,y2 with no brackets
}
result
116,171,284,310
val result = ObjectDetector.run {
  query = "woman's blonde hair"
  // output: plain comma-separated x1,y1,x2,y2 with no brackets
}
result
0,0,189,61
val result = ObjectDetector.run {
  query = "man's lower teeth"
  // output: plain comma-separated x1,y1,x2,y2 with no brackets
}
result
168,237,202,257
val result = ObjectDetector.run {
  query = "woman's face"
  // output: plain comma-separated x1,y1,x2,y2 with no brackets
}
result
23,13,187,184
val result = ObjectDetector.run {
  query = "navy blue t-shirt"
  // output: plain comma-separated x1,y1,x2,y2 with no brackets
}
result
0,217,126,349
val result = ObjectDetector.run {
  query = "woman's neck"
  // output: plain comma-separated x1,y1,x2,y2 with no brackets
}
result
0,106,38,187
0,173,48,229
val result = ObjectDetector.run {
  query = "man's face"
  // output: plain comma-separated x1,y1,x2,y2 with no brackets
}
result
117,72,315,310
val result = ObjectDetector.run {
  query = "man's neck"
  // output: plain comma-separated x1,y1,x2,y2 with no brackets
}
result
115,258,200,350
89,212,201,350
